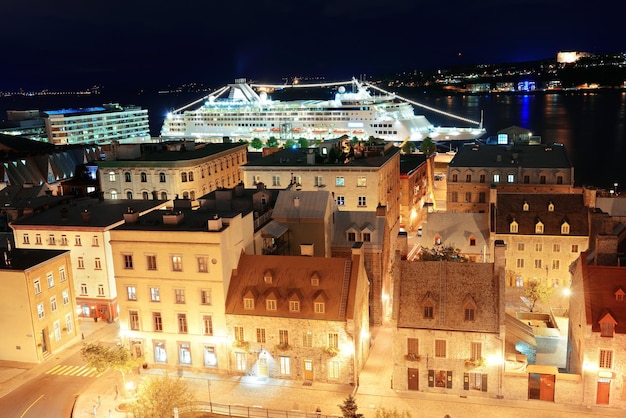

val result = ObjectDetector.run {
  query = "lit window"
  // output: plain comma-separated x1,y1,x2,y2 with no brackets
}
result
153,312,163,332
257,328,266,343
561,223,570,234
599,349,613,369
129,310,140,330
50,296,57,312
328,333,339,349
178,314,188,333
493,174,500,183
507,174,514,183
150,287,160,302
197,256,209,273
280,356,291,375
302,331,313,347
314,302,325,313
272,175,281,186
203,315,213,336
62,289,69,305
34,279,42,295
335,176,345,186
146,255,157,270
175,288,186,304
47,273,54,288
435,339,446,358
244,298,254,310
200,289,211,305
127,286,137,301
289,300,300,312
266,299,277,311
510,221,518,233
357,176,367,187
171,255,183,271
109,171,116,182
535,222,544,234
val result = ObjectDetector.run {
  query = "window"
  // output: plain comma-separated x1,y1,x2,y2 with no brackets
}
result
510,221,518,233
124,172,131,182
127,286,137,300
451,174,458,182
126,191,133,199
197,256,209,273
479,192,486,203
347,232,356,241
62,289,69,305
534,259,542,269
53,321,61,342
123,254,133,269
599,350,613,369
464,307,475,321
91,236,99,247
97,284,104,296
435,339,446,358
23,233,30,244
314,302,325,313
48,234,56,245
34,279,42,295
95,258,102,269
203,315,213,336
272,175,281,186
535,243,542,252
424,304,434,319
362,232,371,242
561,223,570,234
150,287,160,302
601,322,614,338
175,289,186,304
280,356,291,375
289,300,300,312
328,333,339,349
129,311,139,330
336,196,345,206
77,257,85,269
572,244,579,253
552,260,560,270
464,192,471,203
465,174,472,182
471,342,482,360
47,273,54,288
451,192,458,202
357,176,367,187
407,338,419,356
507,174,514,183
65,313,73,333
518,242,525,251
154,342,167,363
159,172,166,182
540,175,546,184
517,259,524,268
234,326,244,343
256,328,266,343
37,303,45,319
201,289,212,305
75,235,82,246
329,361,340,379
188,171,194,181
314,176,324,186
279,329,289,345
335,176,345,186
523,175,530,183
80,283,88,295
109,171,116,182
140,172,147,182
60,235,67,245
303,331,312,347
553,244,560,252
153,312,163,332
178,314,188,333
171,255,183,271
181,172,188,182
35,234,42,245
243,297,254,310
479,174,485,183
266,299,277,311
111,191,118,200
50,296,57,312
493,174,500,183
179,343,191,365
146,255,157,270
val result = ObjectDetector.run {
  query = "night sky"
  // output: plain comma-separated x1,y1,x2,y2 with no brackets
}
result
1,0,624,90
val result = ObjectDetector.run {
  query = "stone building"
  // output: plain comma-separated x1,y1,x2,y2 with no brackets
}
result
97,142,247,202
399,153,434,233
0,248,79,362
225,249,370,385
391,242,506,397
446,142,575,213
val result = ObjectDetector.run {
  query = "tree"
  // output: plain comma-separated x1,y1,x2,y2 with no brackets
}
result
418,245,468,262
298,137,310,149
338,394,363,418
266,137,279,148
129,374,195,418
525,281,554,312
81,343,143,395
284,138,296,149
419,136,437,156
374,408,412,418
401,141,415,154
250,137,264,150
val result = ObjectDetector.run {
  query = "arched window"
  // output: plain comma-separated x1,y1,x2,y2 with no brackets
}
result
535,221,544,234
181,172,187,182
140,172,147,182
159,172,166,183
110,190,118,200
188,171,194,181
161,192,168,200
510,221,518,233
183,191,189,199
561,222,570,234
142,191,149,200
126,191,133,199
124,172,131,182
190,191,196,200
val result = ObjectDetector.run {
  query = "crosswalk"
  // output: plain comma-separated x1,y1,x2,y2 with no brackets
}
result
45,364,105,378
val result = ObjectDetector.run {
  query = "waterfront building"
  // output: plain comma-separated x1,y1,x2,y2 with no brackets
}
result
97,141,247,203
10,198,167,321
0,248,79,362
391,242,506,397
224,248,370,385
42,104,150,145
399,153,434,233
568,211,626,408
108,202,254,373
446,142,575,213
492,192,589,287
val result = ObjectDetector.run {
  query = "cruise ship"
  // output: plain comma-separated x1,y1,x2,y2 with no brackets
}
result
160,78,486,143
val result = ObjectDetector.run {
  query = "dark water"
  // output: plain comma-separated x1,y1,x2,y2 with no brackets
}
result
1,90,625,190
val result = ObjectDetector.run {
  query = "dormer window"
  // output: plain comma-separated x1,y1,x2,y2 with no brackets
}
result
310,273,320,286
599,312,617,337
561,222,570,235
548,201,554,212
535,221,544,234
463,294,478,321
243,297,254,310
347,232,356,241
510,220,519,233
422,291,436,319
522,201,529,211
289,300,300,312
314,292,327,314
469,236,477,246
615,288,625,302
263,270,273,284
266,299,277,311
314,302,325,313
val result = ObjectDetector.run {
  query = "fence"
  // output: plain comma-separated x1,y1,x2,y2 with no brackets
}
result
179,401,339,418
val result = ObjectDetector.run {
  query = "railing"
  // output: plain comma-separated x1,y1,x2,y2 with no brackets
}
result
178,401,337,418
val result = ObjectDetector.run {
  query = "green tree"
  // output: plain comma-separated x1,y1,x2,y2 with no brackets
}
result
338,394,363,418
250,137,264,150
284,138,296,149
81,343,143,396
266,137,279,148
525,281,554,312
419,136,437,156
298,137,310,149
401,141,415,154
129,374,195,418
418,245,468,262
374,408,412,418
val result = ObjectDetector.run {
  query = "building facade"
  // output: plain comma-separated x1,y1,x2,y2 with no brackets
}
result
399,153,434,233
97,142,247,202
0,248,79,362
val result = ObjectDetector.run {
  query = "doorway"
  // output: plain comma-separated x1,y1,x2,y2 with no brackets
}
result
303,359,313,380
408,368,419,390
597,379,610,405
528,373,554,401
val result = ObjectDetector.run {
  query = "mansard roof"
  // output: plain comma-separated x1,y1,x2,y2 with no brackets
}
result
449,143,572,169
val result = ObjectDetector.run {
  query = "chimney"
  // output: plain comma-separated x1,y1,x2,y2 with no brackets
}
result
123,207,139,223
306,149,316,165
208,214,223,231
300,243,314,256
494,240,506,273
293,196,300,208
163,211,184,225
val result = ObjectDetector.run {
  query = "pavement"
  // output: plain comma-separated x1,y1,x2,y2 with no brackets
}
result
2,318,626,418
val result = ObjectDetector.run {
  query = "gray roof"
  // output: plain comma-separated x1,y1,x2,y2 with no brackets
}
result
449,143,572,169
272,190,333,221
332,211,385,247
0,248,69,271
421,213,490,254
97,143,246,165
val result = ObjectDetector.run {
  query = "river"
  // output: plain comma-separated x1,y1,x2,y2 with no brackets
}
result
1,89,625,190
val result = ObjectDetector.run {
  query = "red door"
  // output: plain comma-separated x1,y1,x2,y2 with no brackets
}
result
408,368,418,390
597,380,610,405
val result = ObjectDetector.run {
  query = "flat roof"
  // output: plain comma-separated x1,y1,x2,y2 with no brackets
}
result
0,248,68,271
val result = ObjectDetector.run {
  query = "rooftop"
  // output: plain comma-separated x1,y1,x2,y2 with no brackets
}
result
449,143,573,169
0,248,68,271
